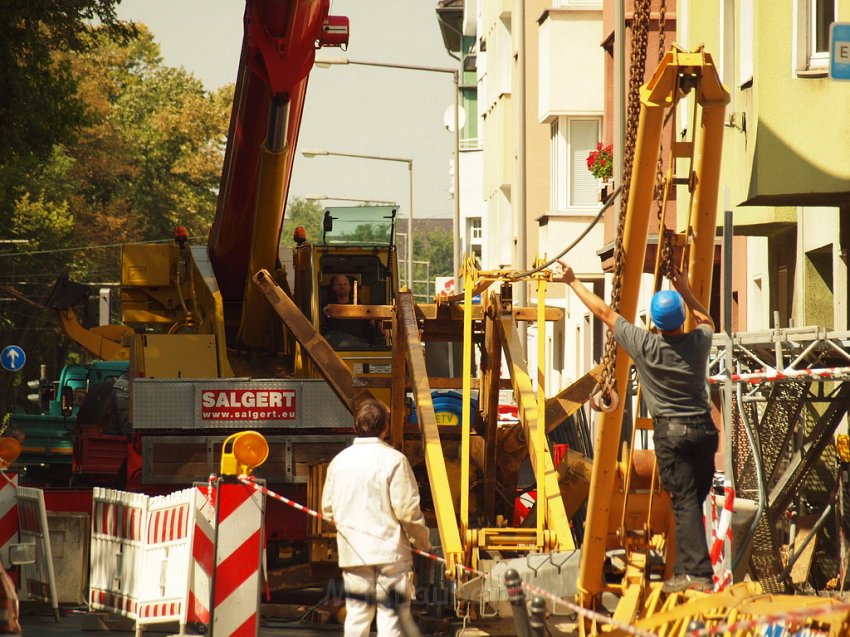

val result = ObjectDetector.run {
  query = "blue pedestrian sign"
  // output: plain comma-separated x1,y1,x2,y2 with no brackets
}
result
830,22,850,81
0,346,26,372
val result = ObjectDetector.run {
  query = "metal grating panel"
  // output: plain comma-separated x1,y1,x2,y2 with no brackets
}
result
141,434,352,484
132,378,352,429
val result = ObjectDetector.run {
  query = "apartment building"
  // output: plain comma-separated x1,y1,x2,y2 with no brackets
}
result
681,1,850,332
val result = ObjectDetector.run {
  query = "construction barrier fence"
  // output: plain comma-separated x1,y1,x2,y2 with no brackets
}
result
0,473,18,571
89,487,196,632
16,486,58,619
90,480,265,637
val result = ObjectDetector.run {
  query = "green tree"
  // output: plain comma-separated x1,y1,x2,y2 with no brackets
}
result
415,230,453,278
0,20,230,414
281,198,325,247
0,1,133,212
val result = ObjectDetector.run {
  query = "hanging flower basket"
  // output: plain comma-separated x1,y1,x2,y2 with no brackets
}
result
586,143,614,182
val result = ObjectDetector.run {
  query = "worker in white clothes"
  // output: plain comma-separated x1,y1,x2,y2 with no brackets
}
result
322,398,431,636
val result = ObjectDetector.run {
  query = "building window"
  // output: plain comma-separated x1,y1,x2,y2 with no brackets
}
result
810,0,835,67
796,0,836,71
550,116,601,211
470,217,482,241
739,0,753,86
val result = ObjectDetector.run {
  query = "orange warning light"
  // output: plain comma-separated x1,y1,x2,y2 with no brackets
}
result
220,431,269,476
0,438,22,469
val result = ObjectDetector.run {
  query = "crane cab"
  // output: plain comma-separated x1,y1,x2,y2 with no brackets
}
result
289,205,399,402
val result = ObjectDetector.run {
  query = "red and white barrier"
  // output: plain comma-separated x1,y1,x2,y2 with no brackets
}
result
708,365,850,385
704,479,735,591
187,485,216,626
89,487,196,635
89,488,148,617
136,489,195,629
209,479,265,637
88,479,265,637
16,486,58,618
0,473,18,570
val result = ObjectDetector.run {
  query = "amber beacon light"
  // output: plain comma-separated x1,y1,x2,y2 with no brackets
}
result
0,437,22,469
220,431,269,476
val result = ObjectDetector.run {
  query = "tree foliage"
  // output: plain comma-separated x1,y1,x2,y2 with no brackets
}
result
281,198,325,248
0,0,134,167
415,230,453,278
0,11,231,412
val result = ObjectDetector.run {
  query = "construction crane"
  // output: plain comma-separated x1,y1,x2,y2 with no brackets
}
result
16,0,850,633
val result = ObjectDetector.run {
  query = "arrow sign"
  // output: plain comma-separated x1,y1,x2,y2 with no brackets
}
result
0,346,26,372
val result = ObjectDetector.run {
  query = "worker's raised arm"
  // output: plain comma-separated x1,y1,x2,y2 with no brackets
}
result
554,260,621,331
670,267,715,333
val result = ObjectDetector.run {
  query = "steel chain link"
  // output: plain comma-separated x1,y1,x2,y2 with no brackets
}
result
653,0,675,280
596,0,652,408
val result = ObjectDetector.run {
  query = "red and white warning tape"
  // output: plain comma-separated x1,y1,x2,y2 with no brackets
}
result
708,365,850,385
708,480,735,592
234,475,658,637
232,474,847,637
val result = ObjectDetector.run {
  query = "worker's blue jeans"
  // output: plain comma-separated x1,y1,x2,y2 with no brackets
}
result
653,418,718,578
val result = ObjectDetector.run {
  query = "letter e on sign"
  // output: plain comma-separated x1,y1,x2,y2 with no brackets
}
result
829,23,850,81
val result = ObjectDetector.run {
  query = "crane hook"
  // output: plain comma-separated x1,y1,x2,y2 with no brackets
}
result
589,382,620,413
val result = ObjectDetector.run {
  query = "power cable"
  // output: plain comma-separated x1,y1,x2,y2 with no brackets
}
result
0,238,173,259
506,185,621,280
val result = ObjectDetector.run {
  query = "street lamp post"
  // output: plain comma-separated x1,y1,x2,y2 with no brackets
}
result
314,57,462,280
302,149,415,290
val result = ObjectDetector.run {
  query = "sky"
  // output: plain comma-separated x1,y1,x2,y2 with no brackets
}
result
116,0,459,220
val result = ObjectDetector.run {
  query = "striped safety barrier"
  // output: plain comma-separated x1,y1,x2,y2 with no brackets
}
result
16,486,58,620
89,487,196,635
187,485,216,626
0,473,18,570
136,489,195,629
89,488,148,618
210,478,264,637
704,480,735,591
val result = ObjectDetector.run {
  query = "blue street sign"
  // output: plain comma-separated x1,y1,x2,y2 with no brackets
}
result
830,22,850,81
0,345,26,372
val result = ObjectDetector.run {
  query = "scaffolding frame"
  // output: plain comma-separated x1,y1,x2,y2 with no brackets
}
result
709,325,850,592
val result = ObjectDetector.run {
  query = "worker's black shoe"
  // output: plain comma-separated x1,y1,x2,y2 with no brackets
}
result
661,574,712,593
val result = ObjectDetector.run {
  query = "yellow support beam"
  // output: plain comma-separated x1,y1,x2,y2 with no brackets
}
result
397,291,464,577
460,263,475,534
499,316,574,551
577,46,730,603
535,264,548,535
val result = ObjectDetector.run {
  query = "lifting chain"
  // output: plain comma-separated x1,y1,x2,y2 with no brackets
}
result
653,0,676,281
592,0,653,412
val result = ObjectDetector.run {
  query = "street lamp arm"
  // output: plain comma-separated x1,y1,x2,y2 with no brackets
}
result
302,149,412,166
311,55,462,279
305,194,398,205
315,57,457,78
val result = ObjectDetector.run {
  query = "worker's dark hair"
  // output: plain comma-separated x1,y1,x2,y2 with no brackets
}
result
353,398,389,437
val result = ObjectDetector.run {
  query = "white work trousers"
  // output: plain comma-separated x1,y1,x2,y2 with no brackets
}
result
342,562,412,637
